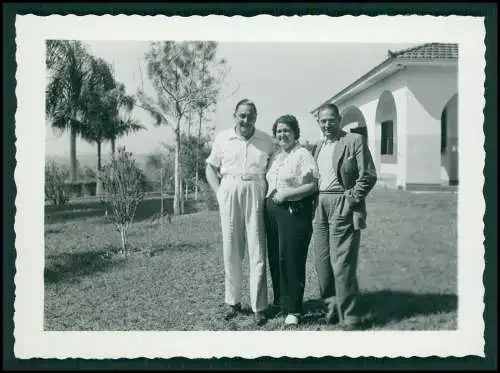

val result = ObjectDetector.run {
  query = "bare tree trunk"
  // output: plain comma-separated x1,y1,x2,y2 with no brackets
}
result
111,137,116,156
160,168,164,212
173,118,183,216
120,228,127,255
160,167,164,231
95,141,104,197
69,126,77,182
195,108,203,201
180,165,184,215
194,170,199,201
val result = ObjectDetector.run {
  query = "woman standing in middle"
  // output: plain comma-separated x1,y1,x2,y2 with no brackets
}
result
264,114,319,326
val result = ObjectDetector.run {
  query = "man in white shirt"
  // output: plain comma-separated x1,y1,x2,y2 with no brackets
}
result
205,99,274,326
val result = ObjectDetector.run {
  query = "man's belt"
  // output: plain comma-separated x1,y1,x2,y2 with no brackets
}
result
319,189,345,194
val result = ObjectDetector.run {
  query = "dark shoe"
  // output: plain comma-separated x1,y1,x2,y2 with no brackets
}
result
325,308,340,325
224,303,241,320
268,302,282,319
254,311,267,326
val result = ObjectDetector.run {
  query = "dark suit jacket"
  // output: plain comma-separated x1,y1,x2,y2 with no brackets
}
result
312,130,377,230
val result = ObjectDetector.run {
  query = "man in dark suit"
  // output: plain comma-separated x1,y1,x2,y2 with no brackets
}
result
310,103,377,330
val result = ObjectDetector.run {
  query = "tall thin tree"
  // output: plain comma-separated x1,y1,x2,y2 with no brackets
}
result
136,41,227,215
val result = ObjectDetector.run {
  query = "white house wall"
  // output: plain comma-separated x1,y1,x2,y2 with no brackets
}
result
335,65,457,188
405,66,458,185
337,70,407,188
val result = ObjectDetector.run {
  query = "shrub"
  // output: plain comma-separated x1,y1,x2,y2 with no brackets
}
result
62,181,97,198
80,165,96,181
197,181,219,212
100,147,147,256
45,160,69,206
66,181,83,198
83,181,97,196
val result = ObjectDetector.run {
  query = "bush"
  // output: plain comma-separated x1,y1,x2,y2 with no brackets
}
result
80,165,96,181
45,160,69,205
196,182,219,212
101,147,148,255
62,181,97,198
83,181,97,196
66,181,83,198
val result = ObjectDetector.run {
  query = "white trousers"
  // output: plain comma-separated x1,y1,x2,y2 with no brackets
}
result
217,176,268,313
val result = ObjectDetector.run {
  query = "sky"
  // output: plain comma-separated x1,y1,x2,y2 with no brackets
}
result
45,41,419,157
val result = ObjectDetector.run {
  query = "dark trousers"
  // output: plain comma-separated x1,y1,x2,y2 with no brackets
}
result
310,193,361,325
264,196,313,314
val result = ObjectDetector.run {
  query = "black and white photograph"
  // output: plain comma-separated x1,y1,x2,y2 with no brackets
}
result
14,14,485,359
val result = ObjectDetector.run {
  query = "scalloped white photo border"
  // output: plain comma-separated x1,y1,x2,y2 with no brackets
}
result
14,14,486,359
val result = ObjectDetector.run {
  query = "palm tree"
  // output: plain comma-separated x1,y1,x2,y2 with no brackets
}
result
78,56,117,196
46,40,92,182
79,58,145,196
105,82,145,156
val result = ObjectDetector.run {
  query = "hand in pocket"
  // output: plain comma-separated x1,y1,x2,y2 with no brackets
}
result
341,196,353,217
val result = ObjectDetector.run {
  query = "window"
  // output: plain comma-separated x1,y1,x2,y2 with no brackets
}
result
441,108,447,154
381,120,394,155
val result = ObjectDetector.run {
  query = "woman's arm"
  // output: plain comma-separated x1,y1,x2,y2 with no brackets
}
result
273,173,318,203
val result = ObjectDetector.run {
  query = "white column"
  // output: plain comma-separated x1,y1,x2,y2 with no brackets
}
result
358,100,378,171
391,87,408,188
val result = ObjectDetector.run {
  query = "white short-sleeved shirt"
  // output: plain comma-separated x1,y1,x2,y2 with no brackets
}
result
206,127,274,176
266,143,319,200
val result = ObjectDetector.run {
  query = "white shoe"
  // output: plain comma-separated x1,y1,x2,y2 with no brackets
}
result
284,314,299,325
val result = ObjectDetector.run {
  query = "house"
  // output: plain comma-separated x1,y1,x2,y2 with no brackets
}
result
311,43,458,190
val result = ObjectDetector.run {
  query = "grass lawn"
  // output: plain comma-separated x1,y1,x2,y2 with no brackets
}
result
44,187,457,331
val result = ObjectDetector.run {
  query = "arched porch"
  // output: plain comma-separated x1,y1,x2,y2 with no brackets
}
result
340,106,368,137
440,93,458,185
375,90,398,187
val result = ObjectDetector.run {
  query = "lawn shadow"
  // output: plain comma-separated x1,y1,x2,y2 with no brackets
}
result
300,291,457,328
45,200,108,224
132,198,173,222
358,290,457,328
45,248,126,285
45,197,216,225
134,198,216,222
45,198,174,224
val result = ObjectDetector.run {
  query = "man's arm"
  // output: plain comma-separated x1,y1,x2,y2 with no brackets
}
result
205,163,220,195
205,133,222,195
344,135,377,204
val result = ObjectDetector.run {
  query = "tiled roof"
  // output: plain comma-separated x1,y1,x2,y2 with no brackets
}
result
387,43,458,60
310,43,458,114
